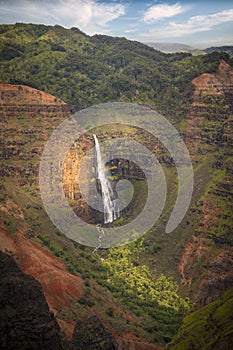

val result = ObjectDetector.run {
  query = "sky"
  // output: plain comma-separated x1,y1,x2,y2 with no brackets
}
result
0,0,232,48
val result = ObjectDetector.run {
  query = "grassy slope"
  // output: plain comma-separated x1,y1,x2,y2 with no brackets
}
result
166,288,233,350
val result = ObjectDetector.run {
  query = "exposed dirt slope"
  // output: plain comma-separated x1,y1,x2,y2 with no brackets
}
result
0,226,83,338
0,83,66,105
186,60,233,154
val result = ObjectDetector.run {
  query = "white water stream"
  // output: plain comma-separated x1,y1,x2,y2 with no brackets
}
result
93,134,118,224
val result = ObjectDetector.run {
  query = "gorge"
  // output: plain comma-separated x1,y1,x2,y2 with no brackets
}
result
0,23,232,350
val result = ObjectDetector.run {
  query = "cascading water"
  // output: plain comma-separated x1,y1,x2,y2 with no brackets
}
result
93,134,118,224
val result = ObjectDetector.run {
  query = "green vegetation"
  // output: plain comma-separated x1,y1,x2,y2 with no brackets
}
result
0,23,231,116
0,175,192,345
101,239,191,312
3,219,17,235
91,239,192,344
37,234,65,257
166,288,233,350
1,23,232,348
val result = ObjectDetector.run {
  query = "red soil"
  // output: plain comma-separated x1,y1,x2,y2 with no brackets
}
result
0,84,66,105
0,227,83,338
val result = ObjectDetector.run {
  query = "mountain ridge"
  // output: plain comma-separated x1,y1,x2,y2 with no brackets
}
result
145,42,233,55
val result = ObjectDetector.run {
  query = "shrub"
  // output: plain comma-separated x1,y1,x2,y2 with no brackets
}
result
106,307,114,317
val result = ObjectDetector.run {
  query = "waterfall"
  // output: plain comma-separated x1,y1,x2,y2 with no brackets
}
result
93,134,117,224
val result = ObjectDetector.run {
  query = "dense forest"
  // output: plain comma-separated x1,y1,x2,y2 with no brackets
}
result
0,23,231,113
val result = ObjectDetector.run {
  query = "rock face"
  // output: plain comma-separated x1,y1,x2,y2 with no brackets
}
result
71,316,160,350
0,83,70,186
0,225,83,339
63,127,151,225
179,234,233,306
0,83,66,105
72,315,117,350
0,69,232,348
0,251,63,350
179,60,233,305
186,60,233,154
0,83,159,348
0,83,83,339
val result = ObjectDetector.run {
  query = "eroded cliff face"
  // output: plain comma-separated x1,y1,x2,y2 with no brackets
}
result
0,83,70,185
1,66,232,346
0,227,83,314
0,84,66,104
62,126,151,225
179,60,233,305
0,84,161,349
186,60,233,155
71,316,160,350
0,84,84,339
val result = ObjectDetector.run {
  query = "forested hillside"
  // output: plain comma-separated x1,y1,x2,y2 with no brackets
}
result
0,23,231,113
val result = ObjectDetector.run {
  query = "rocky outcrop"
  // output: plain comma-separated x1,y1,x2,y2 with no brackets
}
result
0,84,84,338
0,226,83,339
0,83,70,186
192,249,233,306
179,61,233,305
116,336,160,350
63,128,151,225
0,84,66,105
0,84,85,337
71,315,117,349
179,234,233,305
71,316,160,350
0,251,63,350
186,60,233,155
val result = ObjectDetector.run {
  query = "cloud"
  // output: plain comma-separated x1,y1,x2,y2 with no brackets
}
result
0,0,126,34
143,2,185,23
169,8,233,36
139,8,233,40
124,29,135,33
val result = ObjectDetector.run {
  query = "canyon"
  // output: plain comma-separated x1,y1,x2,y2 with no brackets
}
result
0,23,232,349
